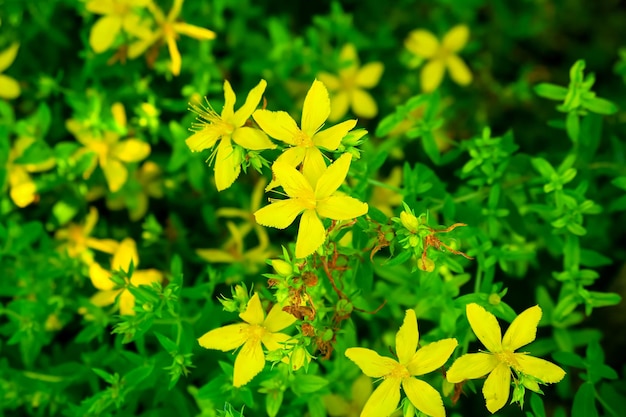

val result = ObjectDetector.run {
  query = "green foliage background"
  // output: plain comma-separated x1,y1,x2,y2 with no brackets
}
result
1,0,626,416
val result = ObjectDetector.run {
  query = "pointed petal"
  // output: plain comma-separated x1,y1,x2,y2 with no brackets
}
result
275,146,306,169
119,290,136,315
185,127,221,152
261,331,292,351
421,59,446,93
314,153,352,199
316,72,340,91
221,80,236,120
239,293,265,325
89,262,115,290
264,303,297,332
90,16,122,53
301,79,330,135
406,338,458,376
405,30,439,58
173,22,216,40
196,248,237,263
102,158,128,192
166,34,181,76
351,89,378,119
502,305,542,351
272,160,314,198
84,206,99,235
0,75,20,99
214,138,242,191
360,378,401,417
339,43,359,72
130,269,163,286
328,91,350,122
483,362,511,414
316,195,368,221
112,238,139,271
514,354,565,383
253,110,299,144
301,147,327,187
85,237,118,254
313,119,356,151
466,303,502,352
233,79,267,126
112,139,151,162
295,209,326,258
395,309,419,364
9,176,36,207
447,55,472,86
0,43,20,72
233,340,265,387
402,378,446,417
232,127,275,150
442,25,470,52
90,290,120,307
446,352,499,383
198,323,249,351
345,347,397,377
254,199,305,229
356,62,384,88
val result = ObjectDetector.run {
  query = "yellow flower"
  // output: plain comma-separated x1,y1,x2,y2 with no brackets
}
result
185,80,275,191
54,207,118,263
197,293,296,387
6,137,56,208
86,0,152,53
0,42,20,99
405,25,472,92
345,309,458,417
446,303,566,413
106,160,164,221
254,153,368,259
318,44,384,121
88,238,163,315
67,103,151,193
128,0,216,76
253,79,357,187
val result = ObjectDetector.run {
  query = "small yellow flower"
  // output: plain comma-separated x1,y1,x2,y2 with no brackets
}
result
106,160,164,221
345,309,458,417
253,79,357,187
86,0,152,53
67,103,151,193
88,238,163,315
54,207,118,263
197,293,296,387
186,80,275,191
446,303,566,414
6,137,56,208
405,25,472,92
318,44,384,121
254,153,368,259
128,0,216,76
0,42,21,99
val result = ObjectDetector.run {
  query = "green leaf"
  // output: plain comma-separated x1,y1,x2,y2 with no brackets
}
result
92,368,115,384
566,112,580,142
553,351,585,368
584,97,618,115
266,391,283,417
531,157,555,178
290,375,328,395
572,382,598,417
611,177,626,190
534,83,568,101
155,332,178,353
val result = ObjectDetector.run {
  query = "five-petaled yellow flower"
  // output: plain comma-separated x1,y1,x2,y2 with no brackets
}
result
197,293,296,387
254,153,368,259
86,0,152,53
253,79,357,187
185,79,275,191
345,309,458,417
405,25,472,92
0,42,21,99
446,303,566,414
88,238,163,315
318,43,384,121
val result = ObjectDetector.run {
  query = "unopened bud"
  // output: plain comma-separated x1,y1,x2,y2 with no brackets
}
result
271,259,293,277
400,211,419,233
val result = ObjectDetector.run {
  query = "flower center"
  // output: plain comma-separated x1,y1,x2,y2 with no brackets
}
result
190,102,235,137
294,130,314,148
246,324,267,343
386,363,411,380
112,0,131,15
495,350,519,368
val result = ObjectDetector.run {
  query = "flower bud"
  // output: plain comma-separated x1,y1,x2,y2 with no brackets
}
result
400,211,419,233
271,259,293,277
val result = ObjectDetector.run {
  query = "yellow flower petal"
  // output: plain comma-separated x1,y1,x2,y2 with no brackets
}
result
396,309,419,364
263,303,297,332
196,248,237,263
339,43,359,72
316,195,368,221
446,352,499,383
502,305,541,351
239,293,265,325
89,262,115,290
466,303,502,353
483,362,511,414
406,338,458,376
102,158,128,192
9,174,36,207
0,42,19,72
344,347,397,377
253,109,299,145
233,79,267,126
316,72,341,91
173,22,216,40
355,62,384,88
233,339,265,387
301,79,330,136
90,15,122,53
214,138,242,191
112,238,139,271
314,153,352,199
232,127,275,150
85,0,114,15
446,55,472,86
166,34,181,76
90,289,120,307
0,74,20,99
272,160,315,198
221,80,237,121
119,289,136,315
185,126,221,152
261,331,292,351
198,323,249,351
275,146,306,170
295,209,326,258
313,119,356,151
442,25,470,53
112,139,151,162
405,30,439,58
130,269,162,286
402,377,445,417
301,146,328,187
351,89,378,119
86,237,119,254
254,199,306,229
328,91,350,122
360,378,401,417
420,59,446,93
514,354,565,383
127,35,156,59
111,102,127,129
